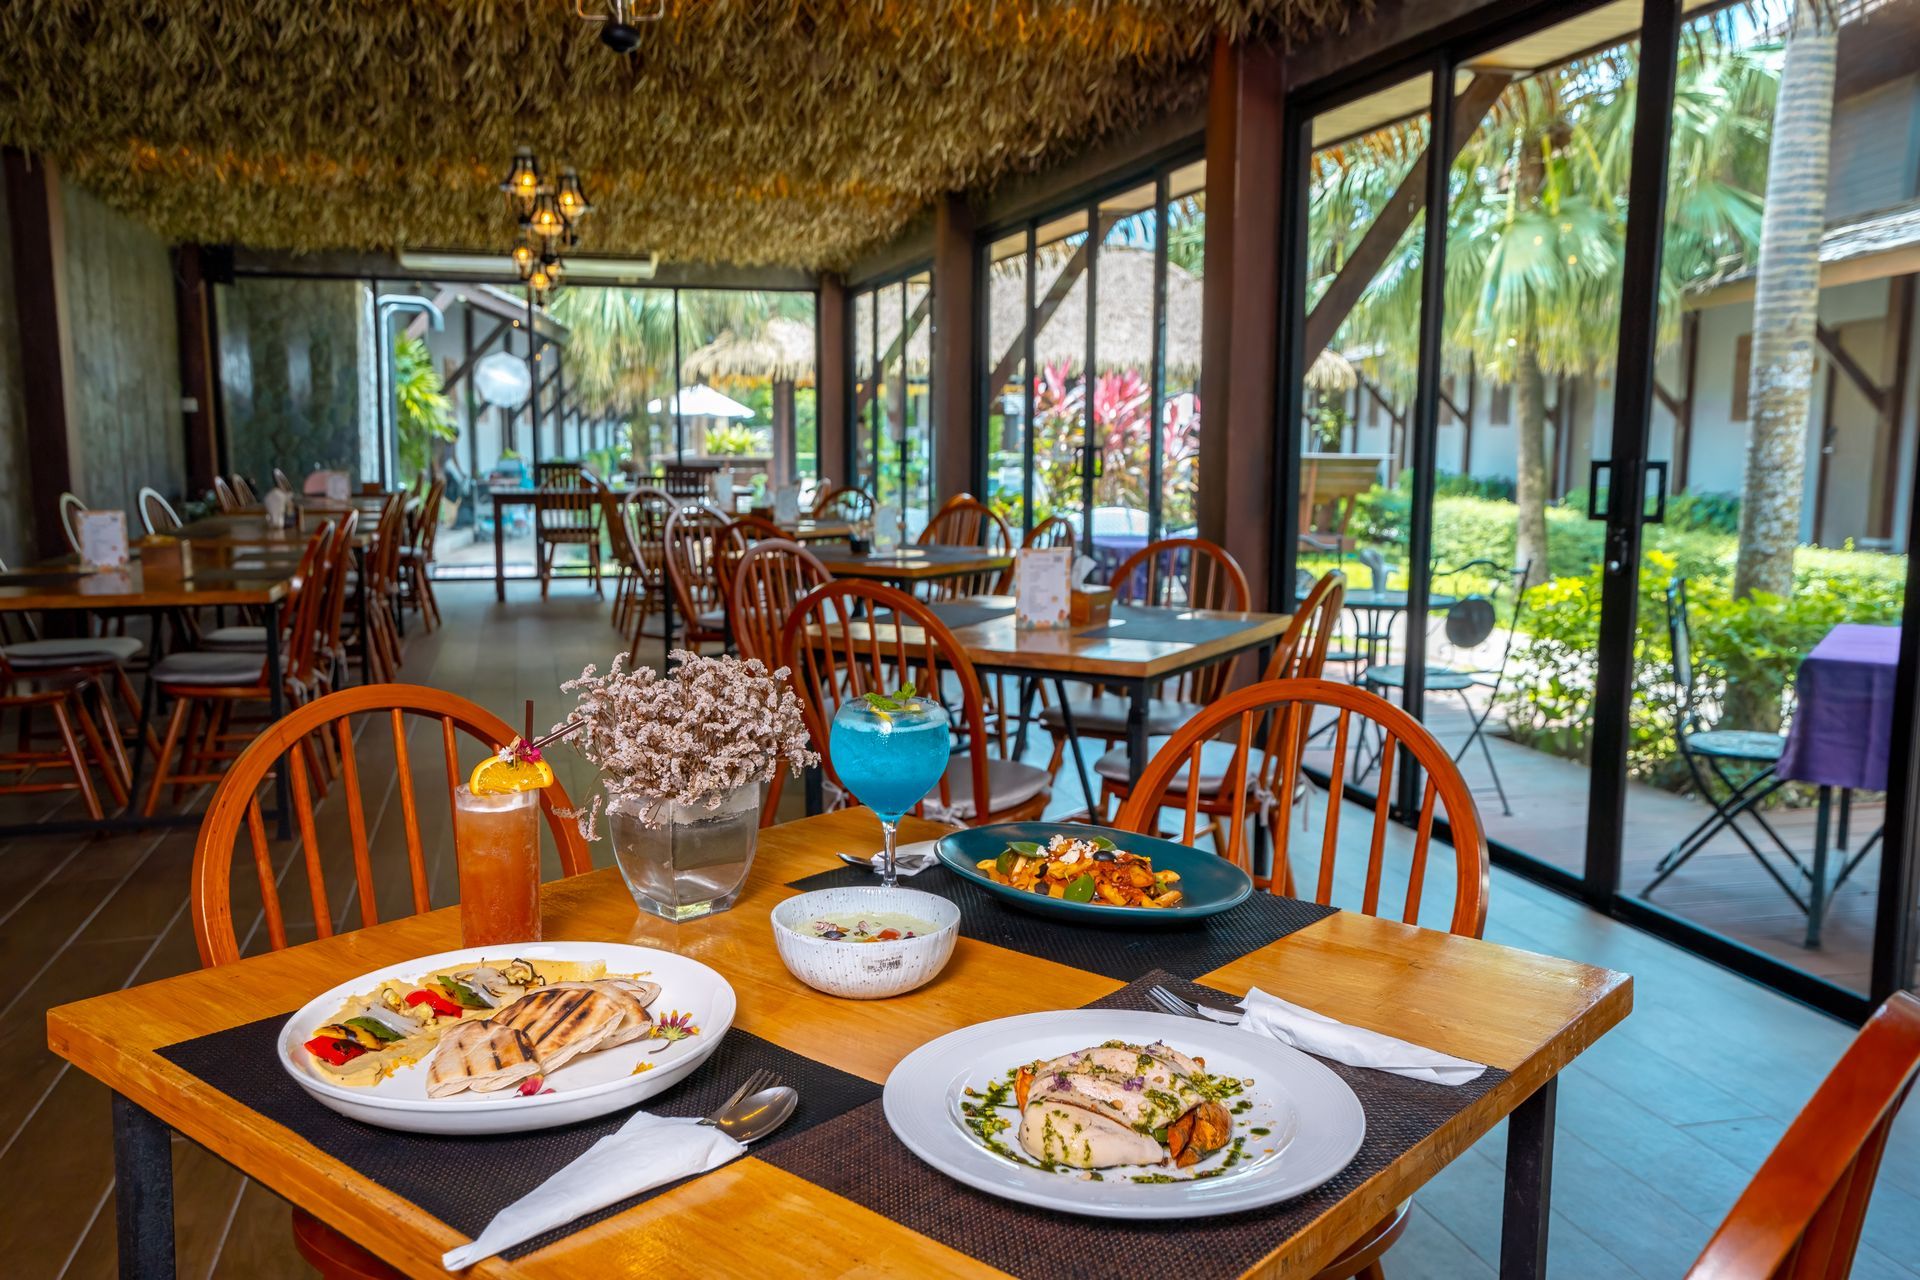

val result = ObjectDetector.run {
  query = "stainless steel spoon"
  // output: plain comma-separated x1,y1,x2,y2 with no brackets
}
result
708,1085,799,1144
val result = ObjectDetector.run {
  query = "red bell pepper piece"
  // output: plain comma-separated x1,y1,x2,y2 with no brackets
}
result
304,1036,366,1067
405,988,463,1018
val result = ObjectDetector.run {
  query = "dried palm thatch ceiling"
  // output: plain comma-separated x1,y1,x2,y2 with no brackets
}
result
0,1,1360,272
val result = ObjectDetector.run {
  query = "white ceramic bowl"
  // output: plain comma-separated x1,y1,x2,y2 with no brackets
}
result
771,886,960,999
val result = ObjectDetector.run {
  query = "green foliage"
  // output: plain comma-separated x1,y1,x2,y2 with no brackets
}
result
1664,490,1741,535
1498,548,1905,791
393,336,456,481
703,422,759,456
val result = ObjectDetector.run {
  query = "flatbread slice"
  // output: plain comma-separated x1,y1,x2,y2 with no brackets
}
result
537,980,656,1047
491,986,624,1071
426,1021,541,1098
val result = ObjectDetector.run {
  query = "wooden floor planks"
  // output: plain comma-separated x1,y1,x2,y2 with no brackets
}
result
2,579,1913,1279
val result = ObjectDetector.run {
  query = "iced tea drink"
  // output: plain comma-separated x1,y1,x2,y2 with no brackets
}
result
453,783,542,946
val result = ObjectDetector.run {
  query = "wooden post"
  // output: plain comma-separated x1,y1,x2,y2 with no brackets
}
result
170,244,223,493
3,150,80,558
1197,37,1286,612
1873,274,1914,540
932,192,977,503
817,275,849,483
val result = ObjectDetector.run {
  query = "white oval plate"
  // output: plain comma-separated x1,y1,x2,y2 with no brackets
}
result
277,941,735,1135
884,1009,1364,1218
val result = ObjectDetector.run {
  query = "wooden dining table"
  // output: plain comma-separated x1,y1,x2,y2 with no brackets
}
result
0,557,296,835
808,542,1015,587
807,595,1292,809
49,808,1630,1279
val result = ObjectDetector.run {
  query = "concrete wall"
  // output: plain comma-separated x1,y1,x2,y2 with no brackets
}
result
217,276,376,488
58,184,186,524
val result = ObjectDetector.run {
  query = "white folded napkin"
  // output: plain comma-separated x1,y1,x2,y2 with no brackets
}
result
860,839,940,876
1235,986,1486,1086
442,1111,745,1270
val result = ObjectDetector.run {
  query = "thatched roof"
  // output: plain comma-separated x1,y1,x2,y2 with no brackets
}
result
985,247,1202,378
683,317,816,385
0,2,1361,270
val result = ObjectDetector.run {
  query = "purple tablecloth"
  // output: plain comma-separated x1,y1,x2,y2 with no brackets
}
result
1777,623,1900,791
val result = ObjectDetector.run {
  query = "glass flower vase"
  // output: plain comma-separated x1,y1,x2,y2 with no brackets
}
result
607,786,763,922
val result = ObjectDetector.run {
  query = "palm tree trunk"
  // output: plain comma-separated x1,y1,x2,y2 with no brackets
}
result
1513,342,1551,585
1733,0,1836,604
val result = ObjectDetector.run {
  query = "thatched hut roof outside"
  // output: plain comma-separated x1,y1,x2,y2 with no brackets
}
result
982,247,1202,380
682,317,816,387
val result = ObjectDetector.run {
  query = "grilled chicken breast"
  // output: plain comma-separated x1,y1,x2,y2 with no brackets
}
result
490,986,625,1071
1015,1040,1234,1170
535,980,657,1047
425,1021,542,1097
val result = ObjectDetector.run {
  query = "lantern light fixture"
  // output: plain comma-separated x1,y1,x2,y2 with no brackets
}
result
496,149,594,306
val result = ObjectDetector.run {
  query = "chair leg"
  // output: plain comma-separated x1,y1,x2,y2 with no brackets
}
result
50,698,103,820
143,697,191,817
75,686,131,807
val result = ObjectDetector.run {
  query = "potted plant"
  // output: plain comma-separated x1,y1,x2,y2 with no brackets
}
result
559,652,817,921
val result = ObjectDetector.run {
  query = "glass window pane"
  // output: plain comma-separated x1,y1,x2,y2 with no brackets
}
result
985,232,1031,533
1092,184,1158,564
1033,210,1091,543
1164,169,1204,539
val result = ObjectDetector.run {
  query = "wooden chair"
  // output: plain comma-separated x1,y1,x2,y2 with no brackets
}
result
533,462,602,599
1091,570,1348,862
1113,674,1489,1280
717,514,788,610
1022,514,1075,552
663,503,733,655
619,487,676,662
917,493,1013,600
57,492,88,552
143,523,338,815
272,467,295,493
1040,536,1250,784
1686,991,1920,1279
230,473,259,506
138,487,182,535
661,463,710,502
812,483,876,524
397,477,445,630
313,509,360,696
189,684,592,1280
0,651,129,820
726,539,830,824
780,580,1050,826
211,476,241,513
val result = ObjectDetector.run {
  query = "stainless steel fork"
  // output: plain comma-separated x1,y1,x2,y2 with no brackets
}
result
701,1067,776,1125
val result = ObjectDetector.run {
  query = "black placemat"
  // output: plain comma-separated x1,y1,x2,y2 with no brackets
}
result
786,863,1335,981
1078,606,1265,645
760,971,1509,1280
159,1015,879,1261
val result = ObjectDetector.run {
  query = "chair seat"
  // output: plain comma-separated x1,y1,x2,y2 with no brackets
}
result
937,754,1050,821
1362,664,1479,692
202,625,270,650
1095,738,1266,794
1685,729,1786,762
151,650,265,687
1,635,145,667
1038,694,1202,737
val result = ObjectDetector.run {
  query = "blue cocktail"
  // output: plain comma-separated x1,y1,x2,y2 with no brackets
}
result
830,693,952,887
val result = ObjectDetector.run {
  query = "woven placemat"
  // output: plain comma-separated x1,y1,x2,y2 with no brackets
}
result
1076,606,1265,646
159,1015,879,1260
786,863,1335,981
761,971,1509,1280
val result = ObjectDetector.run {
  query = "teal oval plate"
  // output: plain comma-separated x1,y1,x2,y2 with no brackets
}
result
934,822,1253,924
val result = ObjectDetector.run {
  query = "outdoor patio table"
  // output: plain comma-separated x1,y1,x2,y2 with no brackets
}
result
47,808,1630,1280
1297,587,1460,669
0,558,295,837
1778,622,1899,946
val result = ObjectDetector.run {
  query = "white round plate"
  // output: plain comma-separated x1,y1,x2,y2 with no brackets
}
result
278,941,734,1134
883,1009,1364,1218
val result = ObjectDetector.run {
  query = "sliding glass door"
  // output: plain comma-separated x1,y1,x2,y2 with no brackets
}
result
1282,0,1920,1018
848,270,933,537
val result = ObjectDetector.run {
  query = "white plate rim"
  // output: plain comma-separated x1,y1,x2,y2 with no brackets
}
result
882,1009,1366,1219
275,940,735,1115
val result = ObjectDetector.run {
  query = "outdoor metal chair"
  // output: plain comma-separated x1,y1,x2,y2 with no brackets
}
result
1358,560,1531,816
1642,577,1801,903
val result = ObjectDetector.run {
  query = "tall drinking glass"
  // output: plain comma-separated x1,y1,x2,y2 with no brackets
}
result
453,784,542,945
829,697,952,887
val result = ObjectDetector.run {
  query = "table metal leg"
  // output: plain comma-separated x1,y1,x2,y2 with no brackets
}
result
1011,677,1038,762
1500,1076,1557,1280
1125,679,1150,786
112,1092,175,1280
265,601,291,840
1052,678,1096,817
804,763,824,817
1806,785,1833,948
493,496,506,603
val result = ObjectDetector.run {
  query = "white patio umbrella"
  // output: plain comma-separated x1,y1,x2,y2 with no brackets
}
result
646,384,756,419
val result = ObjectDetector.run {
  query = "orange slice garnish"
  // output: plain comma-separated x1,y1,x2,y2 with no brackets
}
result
469,754,555,795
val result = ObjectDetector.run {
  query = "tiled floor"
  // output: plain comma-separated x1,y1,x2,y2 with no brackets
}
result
6,580,1916,1278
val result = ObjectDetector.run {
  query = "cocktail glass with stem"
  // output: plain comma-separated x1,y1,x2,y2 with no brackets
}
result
829,693,952,887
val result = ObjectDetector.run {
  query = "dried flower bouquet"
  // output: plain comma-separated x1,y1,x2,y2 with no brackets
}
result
559,651,818,831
